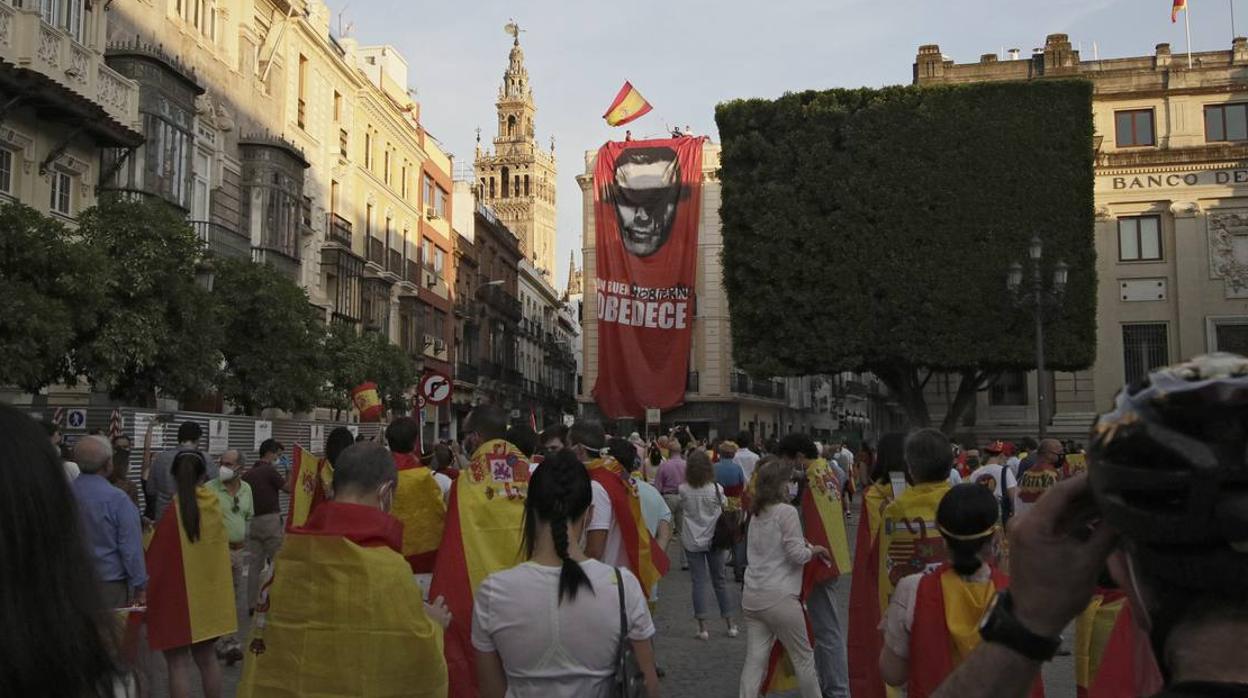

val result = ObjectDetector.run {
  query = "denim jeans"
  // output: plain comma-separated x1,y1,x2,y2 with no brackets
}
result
686,548,738,620
807,577,849,698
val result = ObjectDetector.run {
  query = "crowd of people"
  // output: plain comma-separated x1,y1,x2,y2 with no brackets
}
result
6,354,1248,698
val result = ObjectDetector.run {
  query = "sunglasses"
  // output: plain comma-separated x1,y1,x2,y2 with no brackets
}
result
232,495,240,514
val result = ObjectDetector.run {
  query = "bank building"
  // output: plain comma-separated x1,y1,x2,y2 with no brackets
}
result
915,33,1248,439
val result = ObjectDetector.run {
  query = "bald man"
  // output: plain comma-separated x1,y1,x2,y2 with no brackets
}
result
1013,438,1065,520
71,435,147,607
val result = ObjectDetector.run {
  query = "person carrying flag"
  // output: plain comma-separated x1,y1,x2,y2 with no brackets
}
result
848,432,907,698
428,405,531,698
238,443,449,697
879,484,1043,698
145,452,235,698
385,416,446,592
572,419,669,596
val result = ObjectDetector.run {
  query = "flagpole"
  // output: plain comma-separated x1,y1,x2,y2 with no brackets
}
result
1187,0,1194,68
1233,0,1238,40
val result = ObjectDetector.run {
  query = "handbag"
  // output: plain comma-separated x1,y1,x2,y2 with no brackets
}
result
711,484,742,550
610,567,645,698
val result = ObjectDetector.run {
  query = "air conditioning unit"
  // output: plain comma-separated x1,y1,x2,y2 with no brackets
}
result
425,207,437,220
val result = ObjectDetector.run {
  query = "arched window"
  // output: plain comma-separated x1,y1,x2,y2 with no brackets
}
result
489,177,495,198
514,175,520,195
524,174,530,196
501,167,510,198
507,115,516,137
480,178,487,197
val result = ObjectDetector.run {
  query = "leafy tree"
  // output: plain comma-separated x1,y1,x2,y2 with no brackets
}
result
715,81,1097,432
212,258,326,414
321,323,420,416
72,195,220,404
0,203,106,392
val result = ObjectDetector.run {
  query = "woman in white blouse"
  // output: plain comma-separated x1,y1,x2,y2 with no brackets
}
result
677,449,740,640
737,458,832,698
472,449,660,698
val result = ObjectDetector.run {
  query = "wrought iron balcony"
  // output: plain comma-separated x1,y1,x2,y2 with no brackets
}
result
326,212,352,248
190,220,251,261
367,236,385,267
456,362,479,384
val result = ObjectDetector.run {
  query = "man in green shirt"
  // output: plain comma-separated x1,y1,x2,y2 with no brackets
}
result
208,449,253,664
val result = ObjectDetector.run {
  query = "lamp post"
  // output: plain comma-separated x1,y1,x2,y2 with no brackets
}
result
1007,236,1069,438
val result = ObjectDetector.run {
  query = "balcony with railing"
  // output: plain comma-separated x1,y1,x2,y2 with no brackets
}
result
480,360,502,380
326,212,352,248
480,283,522,321
456,362,479,385
191,220,251,261
730,370,787,401
367,236,385,267
454,298,479,319
387,248,404,277
504,368,523,386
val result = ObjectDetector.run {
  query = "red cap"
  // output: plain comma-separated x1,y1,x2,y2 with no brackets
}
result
985,440,1007,455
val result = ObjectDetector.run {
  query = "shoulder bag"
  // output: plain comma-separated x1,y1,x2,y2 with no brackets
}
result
611,567,645,698
711,484,742,550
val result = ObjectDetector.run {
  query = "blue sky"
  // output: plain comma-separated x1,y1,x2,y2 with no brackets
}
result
327,0,1235,286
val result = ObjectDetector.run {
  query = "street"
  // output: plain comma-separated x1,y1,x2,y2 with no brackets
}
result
145,514,1076,697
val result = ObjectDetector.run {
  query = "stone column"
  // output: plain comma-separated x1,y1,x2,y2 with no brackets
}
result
1170,200,1204,360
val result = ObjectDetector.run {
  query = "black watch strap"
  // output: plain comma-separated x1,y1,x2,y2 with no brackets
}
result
978,590,1062,662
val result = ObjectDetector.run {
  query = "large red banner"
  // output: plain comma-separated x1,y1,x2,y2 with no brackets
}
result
592,136,705,419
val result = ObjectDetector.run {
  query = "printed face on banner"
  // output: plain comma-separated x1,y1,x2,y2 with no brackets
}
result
611,146,681,257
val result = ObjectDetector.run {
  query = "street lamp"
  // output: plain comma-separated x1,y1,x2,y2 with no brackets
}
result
1007,236,1069,438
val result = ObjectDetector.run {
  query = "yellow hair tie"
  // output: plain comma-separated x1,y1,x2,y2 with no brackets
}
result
937,524,998,541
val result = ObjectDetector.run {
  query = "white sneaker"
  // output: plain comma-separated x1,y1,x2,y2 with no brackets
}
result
727,626,740,638
696,630,709,641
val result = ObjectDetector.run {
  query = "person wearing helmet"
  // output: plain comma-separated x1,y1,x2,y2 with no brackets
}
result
930,354,1248,698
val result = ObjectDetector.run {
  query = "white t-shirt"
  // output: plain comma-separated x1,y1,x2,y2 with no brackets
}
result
471,559,655,698
588,480,627,568
969,463,1017,502
677,482,723,553
433,471,452,502
734,448,761,481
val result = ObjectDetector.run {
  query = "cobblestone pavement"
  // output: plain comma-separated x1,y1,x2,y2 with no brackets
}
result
148,513,1077,697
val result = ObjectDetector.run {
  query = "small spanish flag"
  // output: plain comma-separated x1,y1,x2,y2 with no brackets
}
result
603,81,653,127
285,444,330,532
1172,0,1186,22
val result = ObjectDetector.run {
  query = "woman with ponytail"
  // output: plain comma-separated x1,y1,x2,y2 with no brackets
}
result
146,452,235,698
879,483,1043,698
472,449,660,698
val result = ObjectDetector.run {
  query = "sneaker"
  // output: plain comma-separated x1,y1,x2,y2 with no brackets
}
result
224,646,244,666
727,626,740,638
696,630,709,641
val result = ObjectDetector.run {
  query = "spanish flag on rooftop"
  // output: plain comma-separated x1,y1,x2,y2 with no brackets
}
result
603,81,653,127
1172,0,1186,22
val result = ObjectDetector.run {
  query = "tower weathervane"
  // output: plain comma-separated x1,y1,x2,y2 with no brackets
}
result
504,20,524,43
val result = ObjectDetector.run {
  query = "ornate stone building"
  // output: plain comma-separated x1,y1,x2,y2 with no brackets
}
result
473,33,557,277
914,33,1248,438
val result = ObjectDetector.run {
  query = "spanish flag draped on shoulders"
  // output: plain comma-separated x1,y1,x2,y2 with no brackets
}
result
586,455,670,597
760,457,852,693
848,480,895,698
144,485,236,651
906,563,1044,698
391,450,446,574
879,480,951,612
238,501,447,697
1076,589,1162,698
429,439,530,698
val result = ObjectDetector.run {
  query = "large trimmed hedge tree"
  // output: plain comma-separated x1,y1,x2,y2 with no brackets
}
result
716,80,1097,432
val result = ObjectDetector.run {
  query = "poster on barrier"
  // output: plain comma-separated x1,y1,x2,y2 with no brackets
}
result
208,419,229,455
134,413,164,449
254,420,273,451
310,424,325,453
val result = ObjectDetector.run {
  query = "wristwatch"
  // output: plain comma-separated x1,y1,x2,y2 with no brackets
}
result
978,590,1062,662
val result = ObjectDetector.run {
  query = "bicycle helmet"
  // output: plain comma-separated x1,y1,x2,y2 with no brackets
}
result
1088,352,1248,597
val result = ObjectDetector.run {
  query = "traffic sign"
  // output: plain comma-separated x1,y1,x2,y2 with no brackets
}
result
66,408,88,430
419,370,452,405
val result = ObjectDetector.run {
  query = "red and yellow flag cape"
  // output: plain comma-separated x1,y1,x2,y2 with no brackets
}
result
848,481,895,698
286,444,332,531
760,458,852,693
909,564,1044,698
391,452,446,573
239,501,447,697
1085,596,1163,698
879,481,951,612
429,439,530,698
1076,590,1127,698
586,456,670,598
144,486,236,651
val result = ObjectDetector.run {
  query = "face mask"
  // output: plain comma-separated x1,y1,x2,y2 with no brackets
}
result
219,466,236,482
787,482,800,500
966,457,981,469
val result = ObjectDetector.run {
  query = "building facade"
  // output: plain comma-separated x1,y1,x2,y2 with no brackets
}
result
914,34,1248,439
473,35,557,277
106,0,457,408
0,0,141,218
517,259,578,427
